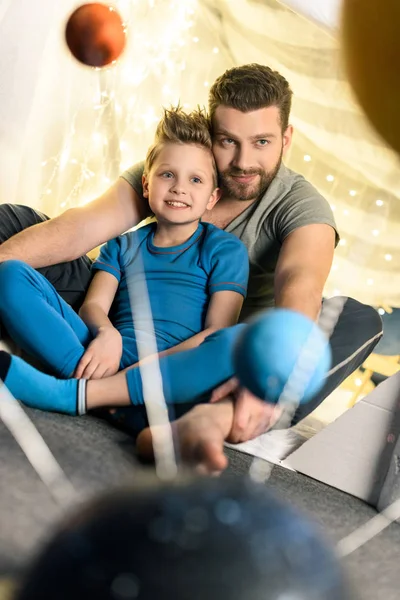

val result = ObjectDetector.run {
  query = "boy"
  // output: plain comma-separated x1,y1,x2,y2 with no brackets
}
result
0,107,248,430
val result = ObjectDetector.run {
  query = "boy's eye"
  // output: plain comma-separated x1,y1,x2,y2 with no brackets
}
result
191,176,202,184
161,171,173,178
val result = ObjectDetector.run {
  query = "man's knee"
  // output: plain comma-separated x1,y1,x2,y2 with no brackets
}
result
0,203,48,244
326,296,383,348
292,297,384,423
343,296,383,338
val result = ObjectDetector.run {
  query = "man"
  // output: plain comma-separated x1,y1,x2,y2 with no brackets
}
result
0,64,382,472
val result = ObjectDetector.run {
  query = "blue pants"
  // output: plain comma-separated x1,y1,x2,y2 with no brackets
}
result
0,260,93,377
0,260,145,377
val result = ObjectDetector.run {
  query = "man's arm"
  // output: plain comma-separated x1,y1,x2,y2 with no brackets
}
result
274,223,335,321
0,179,149,268
212,224,335,445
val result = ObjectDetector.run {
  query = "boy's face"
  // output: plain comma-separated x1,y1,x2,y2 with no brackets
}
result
143,143,220,225
211,105,293,202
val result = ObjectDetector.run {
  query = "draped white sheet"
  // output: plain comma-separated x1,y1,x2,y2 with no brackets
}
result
0,0,398,306
278,0,341,30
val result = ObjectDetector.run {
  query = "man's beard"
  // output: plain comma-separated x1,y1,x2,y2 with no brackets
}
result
218,147,283,202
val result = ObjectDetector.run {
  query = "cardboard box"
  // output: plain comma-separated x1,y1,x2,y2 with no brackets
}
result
283,372,400,507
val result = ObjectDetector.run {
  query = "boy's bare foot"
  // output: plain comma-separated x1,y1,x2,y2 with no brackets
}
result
136,400,235,474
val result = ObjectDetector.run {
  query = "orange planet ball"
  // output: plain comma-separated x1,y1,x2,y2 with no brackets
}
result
342,0,400,153
65,3,126,67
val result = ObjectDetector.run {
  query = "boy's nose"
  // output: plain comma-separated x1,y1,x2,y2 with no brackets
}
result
170,181,187,194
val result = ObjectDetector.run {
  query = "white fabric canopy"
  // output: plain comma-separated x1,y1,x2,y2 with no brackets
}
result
279,0,341,30
0,0,398,307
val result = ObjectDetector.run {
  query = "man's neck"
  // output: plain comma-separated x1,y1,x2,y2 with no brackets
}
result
202,195,256,229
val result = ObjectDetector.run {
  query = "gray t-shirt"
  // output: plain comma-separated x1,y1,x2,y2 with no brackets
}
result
121,162,339,321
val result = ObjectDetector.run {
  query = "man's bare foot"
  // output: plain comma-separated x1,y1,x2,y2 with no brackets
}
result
136,401,235,474
210,378,282,444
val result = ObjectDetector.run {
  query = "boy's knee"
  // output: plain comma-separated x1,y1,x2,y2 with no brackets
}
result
0,260,33,304
0,259,29,276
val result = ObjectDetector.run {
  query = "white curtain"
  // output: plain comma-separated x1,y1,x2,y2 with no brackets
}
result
0,0,398,307
278,0,341,30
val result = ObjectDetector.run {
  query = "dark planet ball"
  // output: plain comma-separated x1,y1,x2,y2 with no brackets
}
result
342,0,400,154
16,475,351,600
65,3,126,67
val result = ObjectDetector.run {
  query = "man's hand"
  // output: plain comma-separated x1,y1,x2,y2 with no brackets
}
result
74,326,123,379
210,378,282,444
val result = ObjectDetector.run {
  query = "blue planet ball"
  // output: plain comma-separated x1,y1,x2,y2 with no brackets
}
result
234,309,332,404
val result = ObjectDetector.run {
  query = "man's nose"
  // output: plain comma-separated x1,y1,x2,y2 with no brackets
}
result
232,145,253,171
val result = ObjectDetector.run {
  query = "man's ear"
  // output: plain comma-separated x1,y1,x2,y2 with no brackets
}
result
282,125,294,155
206,187,221,211
142,174,149,198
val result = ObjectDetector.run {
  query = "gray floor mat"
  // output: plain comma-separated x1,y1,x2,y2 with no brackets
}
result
0,409,399,599
225,448,400,600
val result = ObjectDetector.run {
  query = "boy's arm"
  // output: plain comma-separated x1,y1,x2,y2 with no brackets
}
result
75,270,122,379
78,270,119,334
0,179,149,268
156,290,244,358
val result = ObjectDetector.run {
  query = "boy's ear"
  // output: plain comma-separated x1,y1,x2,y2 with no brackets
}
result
206,187,221,210
142,174,149,198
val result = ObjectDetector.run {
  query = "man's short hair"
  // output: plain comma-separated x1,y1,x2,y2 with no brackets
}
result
145,106,217,187
209,63,293,132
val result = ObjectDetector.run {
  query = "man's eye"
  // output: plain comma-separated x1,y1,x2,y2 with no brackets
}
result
222,138,236,145
257,139,269,146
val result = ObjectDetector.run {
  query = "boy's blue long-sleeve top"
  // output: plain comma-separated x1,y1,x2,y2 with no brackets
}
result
91,222,249,353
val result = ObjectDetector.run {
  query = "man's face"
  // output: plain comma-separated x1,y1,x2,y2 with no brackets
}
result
212,106,293,202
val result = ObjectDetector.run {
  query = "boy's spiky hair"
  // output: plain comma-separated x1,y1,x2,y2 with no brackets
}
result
144,106,217,186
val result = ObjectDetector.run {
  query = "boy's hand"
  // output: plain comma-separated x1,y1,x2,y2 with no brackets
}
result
74,326,123,379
